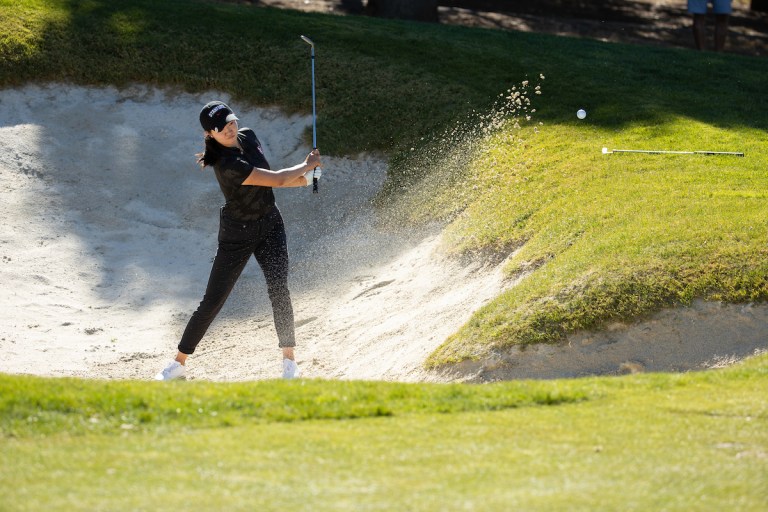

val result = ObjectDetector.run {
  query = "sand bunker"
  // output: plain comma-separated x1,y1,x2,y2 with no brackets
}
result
441,301,768,382
0,84,765,382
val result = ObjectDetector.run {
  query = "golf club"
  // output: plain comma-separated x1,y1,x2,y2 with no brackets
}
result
301,35,320,194
602,147,744,157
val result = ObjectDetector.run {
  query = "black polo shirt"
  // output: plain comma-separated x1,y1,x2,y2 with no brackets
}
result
213,128,276,222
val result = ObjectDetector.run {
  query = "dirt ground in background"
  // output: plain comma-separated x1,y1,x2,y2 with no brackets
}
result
244,0,767,56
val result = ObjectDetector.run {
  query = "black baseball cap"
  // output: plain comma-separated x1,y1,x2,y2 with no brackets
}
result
199,101,239,132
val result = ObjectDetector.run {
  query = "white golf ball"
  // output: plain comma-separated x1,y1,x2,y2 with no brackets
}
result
577,109,587,119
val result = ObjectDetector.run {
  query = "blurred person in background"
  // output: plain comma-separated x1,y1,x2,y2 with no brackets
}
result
688,0,732,51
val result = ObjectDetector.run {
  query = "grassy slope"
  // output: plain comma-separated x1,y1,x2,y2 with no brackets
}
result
425,118,768,364
1,0,503,155
378,39,768,364
1,355,767,511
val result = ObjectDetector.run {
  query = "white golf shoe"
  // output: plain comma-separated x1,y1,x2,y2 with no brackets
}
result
155,361,186,381
282,358,301,379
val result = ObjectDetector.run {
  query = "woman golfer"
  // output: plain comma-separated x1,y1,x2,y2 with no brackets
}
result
156,101,321,381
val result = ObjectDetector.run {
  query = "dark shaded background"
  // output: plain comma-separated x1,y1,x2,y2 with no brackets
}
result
226,0,767,56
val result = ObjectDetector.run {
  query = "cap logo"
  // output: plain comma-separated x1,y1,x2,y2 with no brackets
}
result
208,104,226,118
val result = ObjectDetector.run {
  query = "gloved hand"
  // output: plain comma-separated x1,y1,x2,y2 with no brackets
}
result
304,167,322,186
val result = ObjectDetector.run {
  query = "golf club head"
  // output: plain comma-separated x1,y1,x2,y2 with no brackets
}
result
300,35,315,47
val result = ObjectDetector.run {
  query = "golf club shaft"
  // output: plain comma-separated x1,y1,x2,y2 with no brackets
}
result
302,35,319,193
693,151,744,156
604,147,744,157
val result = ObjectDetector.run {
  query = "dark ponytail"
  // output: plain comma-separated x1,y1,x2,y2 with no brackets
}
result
197,135,224,168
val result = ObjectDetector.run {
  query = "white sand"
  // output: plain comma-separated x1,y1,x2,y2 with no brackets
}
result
1,84,765,382
440,301,768,382
0,84,509,382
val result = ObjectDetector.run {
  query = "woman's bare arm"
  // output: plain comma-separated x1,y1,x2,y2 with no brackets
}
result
241,150,321,188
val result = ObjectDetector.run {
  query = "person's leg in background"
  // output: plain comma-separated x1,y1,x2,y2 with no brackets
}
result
693,13,707,50
688,0,709,50
713,0,733,52
714,14,729,51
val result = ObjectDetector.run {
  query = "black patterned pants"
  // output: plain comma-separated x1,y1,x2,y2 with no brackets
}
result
178,206,295,354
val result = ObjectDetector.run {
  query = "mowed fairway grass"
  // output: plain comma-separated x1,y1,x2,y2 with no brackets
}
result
1,0,767,510
1,356,767,511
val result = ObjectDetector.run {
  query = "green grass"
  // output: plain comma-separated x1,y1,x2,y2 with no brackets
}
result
1,2,768,509
2,355,767,510
0,372,582,437
422,119,768,364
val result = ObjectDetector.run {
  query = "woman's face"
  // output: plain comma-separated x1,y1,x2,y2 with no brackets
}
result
208,120,239,147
